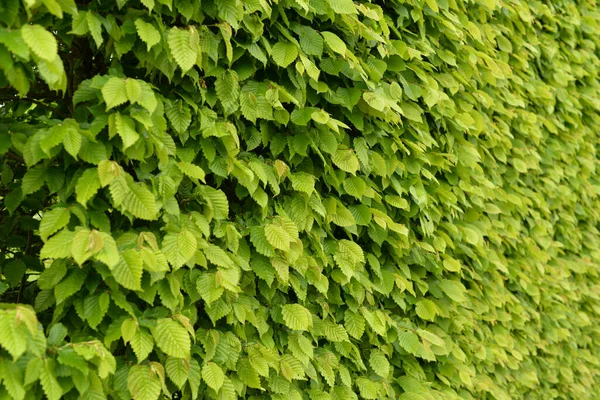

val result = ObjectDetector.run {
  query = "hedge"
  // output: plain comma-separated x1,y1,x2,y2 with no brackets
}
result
0,0,599,399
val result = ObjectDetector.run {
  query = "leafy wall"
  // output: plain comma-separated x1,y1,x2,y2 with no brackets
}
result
0,0,599,399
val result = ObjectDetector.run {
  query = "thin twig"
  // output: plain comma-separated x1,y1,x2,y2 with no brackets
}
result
5,151,23,163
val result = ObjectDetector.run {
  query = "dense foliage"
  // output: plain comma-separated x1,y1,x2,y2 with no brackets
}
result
1,0,600,399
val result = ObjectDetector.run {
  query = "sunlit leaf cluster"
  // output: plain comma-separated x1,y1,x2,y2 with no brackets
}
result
0,0,600,399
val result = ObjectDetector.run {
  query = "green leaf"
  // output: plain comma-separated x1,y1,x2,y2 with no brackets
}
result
151,318,191,358
281,304,312,331
425,0,439,12
326,0,357,14
0,308,28,359
4,260,25,287
356,377,378,399
37,259,67,290
166,357,189,388
56,348,86,373
417,329,445,347
250,255,275,286
332,149,360,174
363,308,386,336
369,350,390,378
322,321,348,342
0,132,11,155
135,19,161,50
168,27,198,73
112,249,143,290
321,31,346,56
25,357,42,386
290,172,315,194
54,269,86,304
438,279,467,302
198,186,229,219
130,329,154,362
0,358,26,400
40,126,67,155
71,228,103,265
40,359,62,400
165,101,192,134
86,11,103,47
108,176,129,207
114,113,140,150
401,102,423,122
217,376,236,400
137,82,158,112
343,176,366,199
415,299,438,321
121,180,158,220
70,12,89,35
398,331,420,354
298,27,323,57
188,359,201,398
83,292,110,329
140,0,154,11
196,273,224,304
21,25,57,61
4,188,22,214
239,87,258,122
443,257,462,272
6,68,30,96
249,226,275,257
63,125,82,158
39,207,70,241
40,230,76,259
385,195,409,210
331,202,356,227
264,223,291,251
215,70,240,110
34,289,54,312
121,318,137,343
0,29,30,59
128,365,162,400
94,232,120,268
102,78,128,110
336,240,364,266
56,0,78,15
344,310,365,339
237,358,261,389
125,79,142,103
271,42,298,68
216,0,243,28
97,160,121,187
202,362,225,391
76,168,101,206
204,244,234,268
300,54,320,81
162,230,197,270
247,42,267,64
177,162,205,181
311,109,330,125
22,165,46,195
